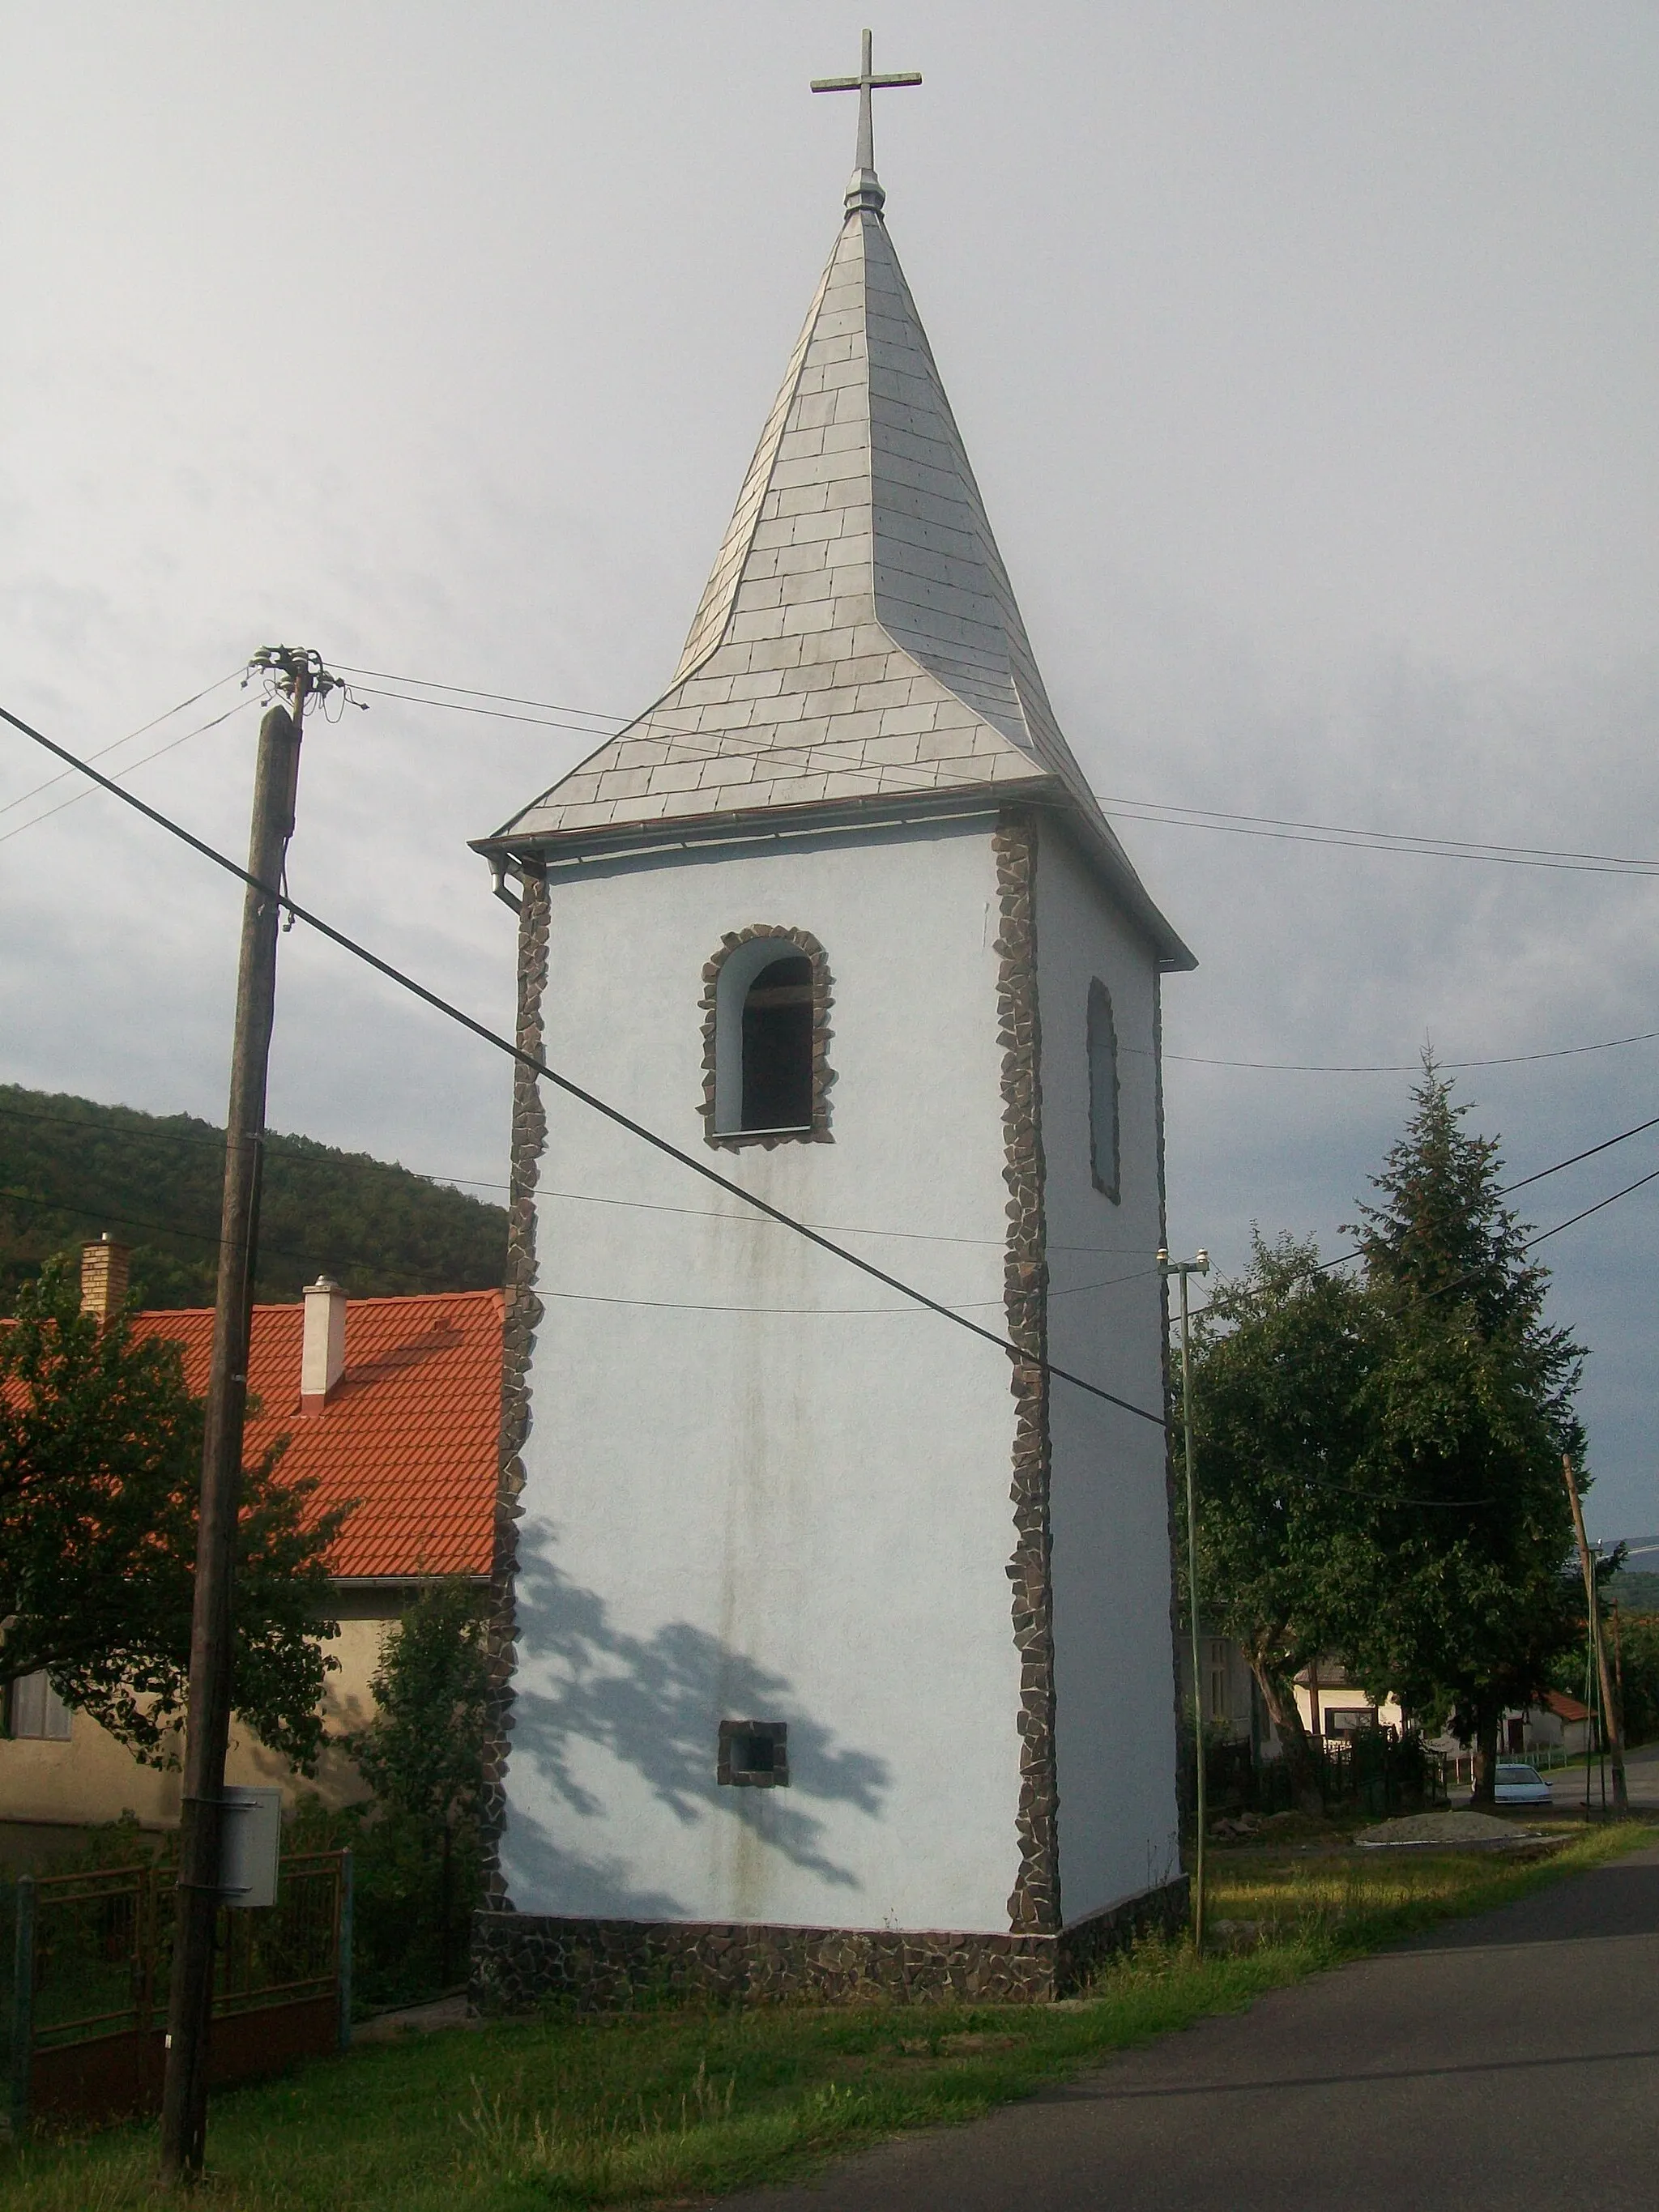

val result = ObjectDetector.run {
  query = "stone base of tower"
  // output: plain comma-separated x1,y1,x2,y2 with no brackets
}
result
469,1877,1189,2014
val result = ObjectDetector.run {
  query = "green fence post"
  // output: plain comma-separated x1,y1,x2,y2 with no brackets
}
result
9,1875,35,2139
337,1851,353,2052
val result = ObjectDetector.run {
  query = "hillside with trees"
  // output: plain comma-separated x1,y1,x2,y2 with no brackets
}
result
0,1084,506,1311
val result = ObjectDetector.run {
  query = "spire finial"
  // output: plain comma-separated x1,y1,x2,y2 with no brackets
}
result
811,28,922,217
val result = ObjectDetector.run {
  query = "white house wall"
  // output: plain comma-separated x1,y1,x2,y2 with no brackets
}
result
501,816,1031,1933
1034,818,1182,1921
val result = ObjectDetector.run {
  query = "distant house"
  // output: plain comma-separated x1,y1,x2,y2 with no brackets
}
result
1185,1630,1592,1774
1511,1690,1591,1759
2,1240,501,1835
1181,1636,1404,1758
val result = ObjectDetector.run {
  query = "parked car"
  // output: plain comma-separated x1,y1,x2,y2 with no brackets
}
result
1471,1762,1552,1807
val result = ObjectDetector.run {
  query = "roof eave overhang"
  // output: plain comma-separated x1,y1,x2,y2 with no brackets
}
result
471,780,1196,972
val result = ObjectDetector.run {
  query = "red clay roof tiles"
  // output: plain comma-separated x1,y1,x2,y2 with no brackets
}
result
130,1289,501,1580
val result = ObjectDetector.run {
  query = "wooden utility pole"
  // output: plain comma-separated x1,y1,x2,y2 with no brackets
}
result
1561,1453,1627,1815
1159,1247,1210,1952
160,649,320,2183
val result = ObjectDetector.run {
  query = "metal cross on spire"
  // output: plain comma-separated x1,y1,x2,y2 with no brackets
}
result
812,28,921,215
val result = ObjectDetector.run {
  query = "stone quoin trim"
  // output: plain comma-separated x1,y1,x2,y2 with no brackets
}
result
480,859,549,1911
699,923,835,1149
993,809,1060,1936
471,1877,1189,2014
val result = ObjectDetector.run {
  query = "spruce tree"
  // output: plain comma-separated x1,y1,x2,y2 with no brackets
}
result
1342,1060,1584,1799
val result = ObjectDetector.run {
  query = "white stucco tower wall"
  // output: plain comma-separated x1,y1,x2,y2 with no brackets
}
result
472,109,1195,2005
1034,819,1183,1919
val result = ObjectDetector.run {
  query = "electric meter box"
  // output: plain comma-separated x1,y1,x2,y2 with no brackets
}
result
217,1786,282,1909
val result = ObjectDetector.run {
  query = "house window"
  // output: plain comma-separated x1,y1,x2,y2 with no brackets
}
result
7,1671,71,1741
1205,1638,1230,1727
718,1719,789,1788
705,928,831,1144
1088,979,1121,1201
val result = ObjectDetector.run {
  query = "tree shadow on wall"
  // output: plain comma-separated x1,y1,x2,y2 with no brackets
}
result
503,1528,889,1916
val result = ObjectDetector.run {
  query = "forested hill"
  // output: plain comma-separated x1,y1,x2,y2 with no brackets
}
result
0,1085,507,1311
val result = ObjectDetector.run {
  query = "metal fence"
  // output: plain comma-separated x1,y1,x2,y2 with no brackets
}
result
1208,1728,1449,1820
5,1850,351,2134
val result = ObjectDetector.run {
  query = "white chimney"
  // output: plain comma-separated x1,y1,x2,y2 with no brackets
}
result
301,1276,347,1409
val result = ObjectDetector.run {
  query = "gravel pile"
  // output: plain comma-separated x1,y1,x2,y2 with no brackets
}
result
1357,1810,1537,1848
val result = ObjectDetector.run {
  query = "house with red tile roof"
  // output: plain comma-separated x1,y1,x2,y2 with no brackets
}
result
2,1242,502,1835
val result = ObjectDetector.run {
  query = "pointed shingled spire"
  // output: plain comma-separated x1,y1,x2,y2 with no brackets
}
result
484,103,1192,970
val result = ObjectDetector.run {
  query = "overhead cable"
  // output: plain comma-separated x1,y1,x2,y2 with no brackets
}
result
0,695,255,846
0,701,1168,1430
0,1099,1161,1259
339,662,1659,882
0,667,244,820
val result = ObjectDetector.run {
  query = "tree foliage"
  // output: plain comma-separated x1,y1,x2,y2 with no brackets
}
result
1183,1063,1586,1805
350,1581,491,1831
1341,1066,1584,1788
0,1082,506,1312
347,1583,492,1988
1603,1609,1659,1749
1183,1232,1377,1812
0,1259,344,1767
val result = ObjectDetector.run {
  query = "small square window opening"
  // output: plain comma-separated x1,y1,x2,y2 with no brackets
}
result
718,1718,789,1788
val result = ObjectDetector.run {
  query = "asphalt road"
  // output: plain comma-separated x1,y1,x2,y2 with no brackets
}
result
726,1835,1659,2212
1618,1739,1659,1811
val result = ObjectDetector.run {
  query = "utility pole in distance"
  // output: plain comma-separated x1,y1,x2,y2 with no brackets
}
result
1159,1247,1210,1952
160,646,335,2184
1562,1453,1627,1815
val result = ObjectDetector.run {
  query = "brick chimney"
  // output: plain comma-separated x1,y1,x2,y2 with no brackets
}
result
80,1234,131,1323
301,1276,347,1412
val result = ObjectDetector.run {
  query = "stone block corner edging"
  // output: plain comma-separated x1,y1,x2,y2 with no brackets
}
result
468,1876,1190,2014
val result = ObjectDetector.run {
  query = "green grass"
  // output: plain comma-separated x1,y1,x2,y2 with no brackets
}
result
2,1821,1648,2211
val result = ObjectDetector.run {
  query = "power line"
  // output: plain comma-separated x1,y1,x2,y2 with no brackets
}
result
0,695,255,846
1159,1029,1659,1076
0,1164,1155,1317
339,662,1659,883
0,701,1169,1431
0,1186,484,1295
1101,796,1659,877
535,1264,1159,1318
0,668,244,820
0,1098,1161,1259
1503,1113,1659,1196
1523,1163,1659,1249
1181,1107,1659,1325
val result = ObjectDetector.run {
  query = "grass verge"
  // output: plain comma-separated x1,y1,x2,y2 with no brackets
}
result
2,1820,1648,2211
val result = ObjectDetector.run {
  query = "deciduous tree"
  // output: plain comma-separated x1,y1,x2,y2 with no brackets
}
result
1182,1232,1378,1816
0,1259,343,1767
349,1581,491,1984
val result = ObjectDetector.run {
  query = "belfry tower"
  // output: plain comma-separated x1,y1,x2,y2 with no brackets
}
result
471,37,1195,2006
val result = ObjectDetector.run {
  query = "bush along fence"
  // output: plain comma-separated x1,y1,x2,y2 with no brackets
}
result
3,1851,352,2136
1206,1728,1449,1821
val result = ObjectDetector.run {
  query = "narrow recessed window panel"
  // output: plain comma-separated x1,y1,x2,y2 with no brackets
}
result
1088,978,1121,1203
741,957,814,1132
718,1718,790,1788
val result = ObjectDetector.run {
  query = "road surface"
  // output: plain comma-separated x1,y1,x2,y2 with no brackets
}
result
726,1833,1659,2212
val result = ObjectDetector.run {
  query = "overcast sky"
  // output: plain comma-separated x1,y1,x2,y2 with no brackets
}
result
2,3,1656,1539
